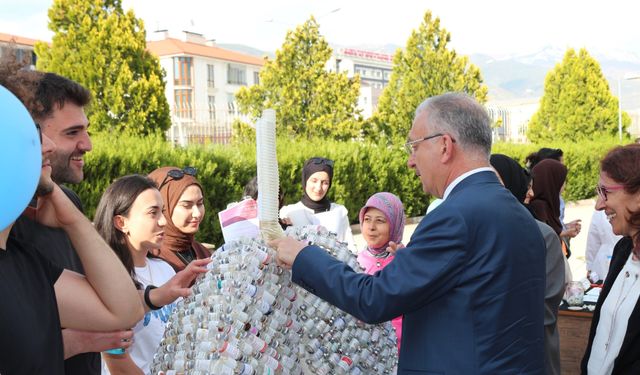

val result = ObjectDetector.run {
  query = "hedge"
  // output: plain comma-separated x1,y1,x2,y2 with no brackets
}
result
75,133,626,247
492,136,623,201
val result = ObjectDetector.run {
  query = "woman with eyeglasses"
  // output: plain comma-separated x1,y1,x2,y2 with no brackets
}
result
148,166,211,272
94,175,209,374
582,144,640,375
280,157,356,251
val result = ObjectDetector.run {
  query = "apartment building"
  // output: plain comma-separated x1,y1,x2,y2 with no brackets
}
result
327,47,394,118
0,32,38,67
147,30,265,144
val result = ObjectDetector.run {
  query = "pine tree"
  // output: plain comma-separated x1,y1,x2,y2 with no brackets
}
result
527,48,629,142
35,0,170,136
235,17,362,141
371,11,487,142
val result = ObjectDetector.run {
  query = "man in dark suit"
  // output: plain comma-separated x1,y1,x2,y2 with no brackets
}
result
272,92,546,374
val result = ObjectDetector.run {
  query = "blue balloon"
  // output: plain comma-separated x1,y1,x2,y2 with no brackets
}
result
0,85,41,231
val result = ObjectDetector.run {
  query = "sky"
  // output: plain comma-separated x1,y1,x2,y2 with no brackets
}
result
1,0,639,60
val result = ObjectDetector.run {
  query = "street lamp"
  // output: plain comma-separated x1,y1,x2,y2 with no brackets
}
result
618,73,640,142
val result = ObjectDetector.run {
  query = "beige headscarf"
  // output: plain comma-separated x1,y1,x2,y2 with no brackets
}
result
148,166,210,271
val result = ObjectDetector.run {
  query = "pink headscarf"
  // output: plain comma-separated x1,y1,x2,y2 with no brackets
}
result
358,192,406,254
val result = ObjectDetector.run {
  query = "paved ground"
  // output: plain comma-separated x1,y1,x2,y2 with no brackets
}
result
353,199,597,281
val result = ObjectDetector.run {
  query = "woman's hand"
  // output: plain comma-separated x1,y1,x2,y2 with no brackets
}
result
280,217,293,226
387,241,405,255
561,219,582,238
151,258,211,307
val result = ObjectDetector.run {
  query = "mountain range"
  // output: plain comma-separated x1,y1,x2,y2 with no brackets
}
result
218,43,640,108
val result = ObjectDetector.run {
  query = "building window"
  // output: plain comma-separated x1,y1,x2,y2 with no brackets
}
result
227,93,236,115
207,64,215,88
253,71,260,85
227,64,247,85
173,57,193,86
174,89,193,119
208,95,216,121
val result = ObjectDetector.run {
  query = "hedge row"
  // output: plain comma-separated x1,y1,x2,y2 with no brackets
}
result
492,136,623,201
76,133,625,247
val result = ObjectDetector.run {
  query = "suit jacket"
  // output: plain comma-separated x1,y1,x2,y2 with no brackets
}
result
581,237,640,375
292,171,546,374
536,220,565,375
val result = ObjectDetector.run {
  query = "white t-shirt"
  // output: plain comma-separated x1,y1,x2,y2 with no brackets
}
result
588,253,640,375
280,201,356,252
102,258,177,375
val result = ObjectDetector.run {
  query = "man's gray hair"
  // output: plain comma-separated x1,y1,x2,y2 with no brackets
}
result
414,92,492,159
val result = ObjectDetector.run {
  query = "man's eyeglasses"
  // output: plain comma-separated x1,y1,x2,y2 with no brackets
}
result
404,133,455,155
596,183,624,201
307,157,334,168
35,123,42,144
158,167,197,190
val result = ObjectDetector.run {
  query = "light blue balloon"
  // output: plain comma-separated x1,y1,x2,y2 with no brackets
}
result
0,85,41,231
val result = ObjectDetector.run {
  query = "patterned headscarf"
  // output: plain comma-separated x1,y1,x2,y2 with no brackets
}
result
358,192,405,254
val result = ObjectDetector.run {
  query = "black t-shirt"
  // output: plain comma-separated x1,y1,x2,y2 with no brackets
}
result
10,186,100,374
0,237,64,374
12,186,84,274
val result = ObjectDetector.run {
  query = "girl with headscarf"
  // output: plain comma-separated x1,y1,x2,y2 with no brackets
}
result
529,159,568,236
356,192,406,350
148,166,211,272
279,157,356,251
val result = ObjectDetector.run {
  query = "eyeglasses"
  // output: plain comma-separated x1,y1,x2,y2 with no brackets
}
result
596,183,624,201
404,133,455,155
307,157,334,168
158,167,197,190
35,123,42,144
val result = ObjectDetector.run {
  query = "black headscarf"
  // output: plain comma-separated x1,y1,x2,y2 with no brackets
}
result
490,154,529,203
300,157,334,213
490,154,539,220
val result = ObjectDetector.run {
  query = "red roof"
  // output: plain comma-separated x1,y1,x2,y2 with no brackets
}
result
0,32,41,47
147,38,265,66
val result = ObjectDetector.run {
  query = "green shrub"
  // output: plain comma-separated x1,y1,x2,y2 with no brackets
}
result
76,133,625,246
493,136,623,201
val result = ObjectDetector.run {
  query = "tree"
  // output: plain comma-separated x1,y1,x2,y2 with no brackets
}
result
35,0,170,136
235,17,362,141
371,11,488,142
527,48,629,142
